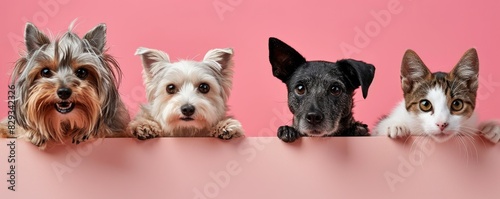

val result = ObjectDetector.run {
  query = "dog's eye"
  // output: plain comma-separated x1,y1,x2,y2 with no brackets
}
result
295,84,306,95
330,85,341,96
75,68,88,79
40,68,52,78
451,99,464,111
198,83,210,94
166,84,177,94
419,100,433,112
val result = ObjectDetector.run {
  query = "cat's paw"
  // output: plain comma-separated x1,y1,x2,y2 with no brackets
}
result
277,126,301,142
212,118,244,140
479,121,500,144
129,120,162,140
377,123,410,138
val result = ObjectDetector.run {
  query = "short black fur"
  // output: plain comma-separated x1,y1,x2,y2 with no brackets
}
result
269,37,375,142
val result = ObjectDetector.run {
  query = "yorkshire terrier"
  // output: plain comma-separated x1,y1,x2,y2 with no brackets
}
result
4,22,130,149
129,47,244,139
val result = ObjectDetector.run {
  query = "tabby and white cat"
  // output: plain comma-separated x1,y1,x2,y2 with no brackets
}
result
375,48,500,143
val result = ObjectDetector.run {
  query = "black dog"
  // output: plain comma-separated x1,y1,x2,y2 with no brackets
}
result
269,37,375,142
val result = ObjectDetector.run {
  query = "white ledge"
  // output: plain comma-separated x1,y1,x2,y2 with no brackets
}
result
1,136,499,198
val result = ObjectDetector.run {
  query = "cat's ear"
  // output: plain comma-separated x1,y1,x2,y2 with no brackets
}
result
337,59,376,99
450,48,479,92
400,49,432,93
269,37,306,83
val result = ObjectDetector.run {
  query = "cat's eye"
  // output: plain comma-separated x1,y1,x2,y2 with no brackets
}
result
198,83,210,94
166,84,177,94
419,100,433,112
40,68,52,78
295,84,306,95
451,99,464,111
330,85,342,96
75,68,88,79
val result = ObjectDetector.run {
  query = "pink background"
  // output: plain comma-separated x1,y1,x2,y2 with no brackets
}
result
1,0,499,135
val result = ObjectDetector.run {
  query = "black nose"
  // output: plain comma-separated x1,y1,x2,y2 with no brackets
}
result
306,112,324,125
181,104,195,116
57,88,72,100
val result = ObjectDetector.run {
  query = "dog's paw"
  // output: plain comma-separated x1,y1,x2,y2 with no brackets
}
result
479,121,500,144
0,123,8,138
212,118,244,140
72,133,91,145
129,120,162,140
353,122,370,136
27,132,48,149
277,126,301,142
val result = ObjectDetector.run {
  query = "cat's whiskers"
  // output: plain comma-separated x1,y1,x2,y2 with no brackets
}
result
460,126,488,146
402,135,413,146
408,135,422,154
408,132,430,159
457,129,481,165
457,135,474,166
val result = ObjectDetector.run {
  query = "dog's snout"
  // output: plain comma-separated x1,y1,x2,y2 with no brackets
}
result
57,88,72,100
306,112,324,125
181,104,195,116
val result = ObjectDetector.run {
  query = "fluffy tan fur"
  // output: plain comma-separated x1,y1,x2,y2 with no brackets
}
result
3,22,130,149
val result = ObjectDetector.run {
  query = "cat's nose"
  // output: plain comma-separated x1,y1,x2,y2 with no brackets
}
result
436,123,449,131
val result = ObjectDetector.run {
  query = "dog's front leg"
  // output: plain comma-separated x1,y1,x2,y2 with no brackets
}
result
129,118,163,140
25,129,48,149
0,122,8,138
277,126,301,142
211,118,244,140
352,122,370,136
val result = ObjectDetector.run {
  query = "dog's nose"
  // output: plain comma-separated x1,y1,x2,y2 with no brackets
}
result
306,112,324,125
181,104,195,116
57,88,72,100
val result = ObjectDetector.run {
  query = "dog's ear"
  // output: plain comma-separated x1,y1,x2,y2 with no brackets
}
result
203,48,234,99
269,37,306,82
83,23,107,54
203,48,234,70
337,59,376,99
25,23,50,53
401,49,432,93
135,47,170,75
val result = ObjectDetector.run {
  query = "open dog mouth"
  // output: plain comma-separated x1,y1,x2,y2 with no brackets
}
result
180,117,194,121
55,101,75,114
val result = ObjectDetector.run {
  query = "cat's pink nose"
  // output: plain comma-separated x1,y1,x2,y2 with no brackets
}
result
436,123,449,131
